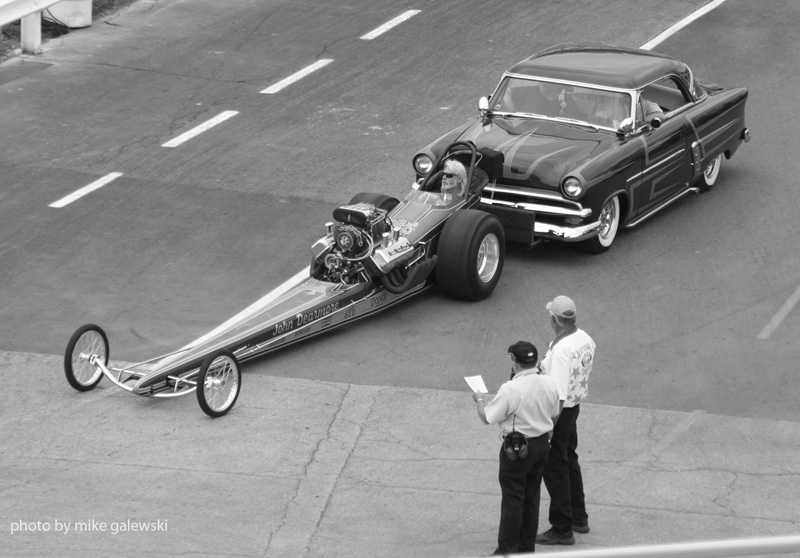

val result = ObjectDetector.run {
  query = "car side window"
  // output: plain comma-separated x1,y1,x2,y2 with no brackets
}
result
642,77,692,114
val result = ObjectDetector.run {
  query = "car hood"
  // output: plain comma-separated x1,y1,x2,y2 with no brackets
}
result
455,118,611,189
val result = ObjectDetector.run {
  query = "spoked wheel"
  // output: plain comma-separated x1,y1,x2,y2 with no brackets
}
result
64,324,108,391
698,153,723,193
196,351,241,418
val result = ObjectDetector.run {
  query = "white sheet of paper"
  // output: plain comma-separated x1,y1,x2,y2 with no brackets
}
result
464,375,488,394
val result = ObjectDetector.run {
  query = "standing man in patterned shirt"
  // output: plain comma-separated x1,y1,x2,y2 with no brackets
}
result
536,296,596,546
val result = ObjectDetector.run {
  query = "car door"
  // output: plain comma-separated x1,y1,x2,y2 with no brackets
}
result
632,83,693,217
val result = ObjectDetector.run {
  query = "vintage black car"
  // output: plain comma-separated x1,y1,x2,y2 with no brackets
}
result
413,44,751,253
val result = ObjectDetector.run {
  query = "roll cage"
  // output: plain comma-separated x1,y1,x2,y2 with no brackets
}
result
415,141,489,201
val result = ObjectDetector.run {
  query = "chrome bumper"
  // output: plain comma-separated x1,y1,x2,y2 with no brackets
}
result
480,197,600,242
534,219,601,242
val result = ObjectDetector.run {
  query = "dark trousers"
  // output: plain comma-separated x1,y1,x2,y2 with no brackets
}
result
543,405,587,533
496,434,550,554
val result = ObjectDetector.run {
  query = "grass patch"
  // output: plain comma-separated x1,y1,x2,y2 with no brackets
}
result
1,0,140,62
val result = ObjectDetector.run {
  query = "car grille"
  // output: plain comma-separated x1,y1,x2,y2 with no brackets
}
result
480,183,591,218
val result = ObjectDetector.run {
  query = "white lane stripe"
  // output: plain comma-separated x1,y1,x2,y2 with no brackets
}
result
260,59,334,94
162,110,239,147
49,172,124,208
758,284,800,340
640,0,729,50
360,9,421,40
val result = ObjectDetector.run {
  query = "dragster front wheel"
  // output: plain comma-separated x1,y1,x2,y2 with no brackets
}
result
64,324,108,391
196,351,241,418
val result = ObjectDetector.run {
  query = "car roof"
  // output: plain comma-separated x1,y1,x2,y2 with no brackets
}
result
507,44,692,90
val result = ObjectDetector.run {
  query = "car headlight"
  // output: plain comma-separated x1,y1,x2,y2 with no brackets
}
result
413,154,434,175
562,177,583,199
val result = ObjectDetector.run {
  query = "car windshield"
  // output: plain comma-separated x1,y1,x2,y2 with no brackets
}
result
490,77,632,129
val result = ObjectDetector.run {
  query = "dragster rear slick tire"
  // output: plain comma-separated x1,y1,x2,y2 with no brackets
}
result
196,350,241,418
436,210,505,301
64,324,108,391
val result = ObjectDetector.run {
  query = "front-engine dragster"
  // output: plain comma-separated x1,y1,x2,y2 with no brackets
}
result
64,141,509,417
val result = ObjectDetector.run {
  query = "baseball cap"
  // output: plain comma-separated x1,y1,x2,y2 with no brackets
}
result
508,341,538,365
546,295,577,319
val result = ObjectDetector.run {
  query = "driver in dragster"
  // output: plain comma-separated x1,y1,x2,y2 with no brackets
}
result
406,159,468,207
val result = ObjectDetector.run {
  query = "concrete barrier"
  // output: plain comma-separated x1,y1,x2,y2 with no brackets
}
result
45,0,91,28
0,0,78,53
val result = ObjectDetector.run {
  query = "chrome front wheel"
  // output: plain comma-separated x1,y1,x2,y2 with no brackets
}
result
196,351,241,418
64,324,108,391
580,195,620,254
597,196,620,247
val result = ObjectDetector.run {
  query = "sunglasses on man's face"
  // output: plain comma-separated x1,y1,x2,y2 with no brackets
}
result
442,172,455,179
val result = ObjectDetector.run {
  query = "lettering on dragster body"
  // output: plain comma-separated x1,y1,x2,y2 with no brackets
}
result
370,293,389,308
273,302,340,337
296,302,340,326
272,318,296,337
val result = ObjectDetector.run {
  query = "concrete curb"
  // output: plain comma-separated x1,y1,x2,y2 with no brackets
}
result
2,350,799,557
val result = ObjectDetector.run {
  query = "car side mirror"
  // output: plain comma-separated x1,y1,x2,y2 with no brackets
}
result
479,96,489,115
479,96,493,130
649,115,662,129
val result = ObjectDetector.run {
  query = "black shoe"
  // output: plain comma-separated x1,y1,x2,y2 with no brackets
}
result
536,528,575,545
572,519,590,534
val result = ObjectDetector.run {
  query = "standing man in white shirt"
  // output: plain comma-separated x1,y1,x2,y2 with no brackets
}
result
536,296,596,546
473,341,561,555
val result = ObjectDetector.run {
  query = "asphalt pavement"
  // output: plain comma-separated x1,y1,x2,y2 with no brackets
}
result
2,1,800,557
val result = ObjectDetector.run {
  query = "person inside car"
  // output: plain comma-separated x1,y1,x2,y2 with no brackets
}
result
411,159,467,206
439,159,467,203
592,94,629,128
636,92,665,127
534,82,579,119
499,81,579,119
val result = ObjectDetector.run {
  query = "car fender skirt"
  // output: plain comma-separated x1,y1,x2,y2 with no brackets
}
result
380,256,438,294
